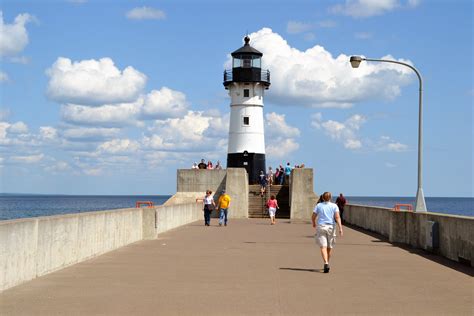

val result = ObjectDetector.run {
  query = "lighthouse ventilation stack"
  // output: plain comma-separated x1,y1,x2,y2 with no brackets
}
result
223,36,271,184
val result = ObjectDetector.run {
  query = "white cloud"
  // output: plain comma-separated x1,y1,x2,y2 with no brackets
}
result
375,136,409,152
126,7,166,20
61,101,142,127
287,21,313,34
39,126,58,141
46,57,147,106
265,112,300,157
141,87,188,119
330,0,419,18
312,113,365,149
0,11,35,57
265,112,300,138
97,138,140,154
11,153,44,164
385,162,397,168
61,127,120,141
242,28,413,108
144,111,213,151
44,161,71,174
8,121,28,134
312,113,408,151
266,138,300,158
0,71,9,82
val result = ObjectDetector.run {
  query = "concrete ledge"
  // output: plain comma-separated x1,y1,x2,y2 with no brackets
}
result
346,204,474,266
177,169,226,193
0,208,145,291
290,168,318,220
0,199,206,292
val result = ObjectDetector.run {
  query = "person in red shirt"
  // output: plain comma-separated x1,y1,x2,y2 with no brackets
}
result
266,195,279,225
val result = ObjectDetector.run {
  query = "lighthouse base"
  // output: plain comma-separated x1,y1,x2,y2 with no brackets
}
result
227,153,266,184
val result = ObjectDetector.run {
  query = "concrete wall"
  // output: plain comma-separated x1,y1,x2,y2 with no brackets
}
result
156,202,202,233
0,208,146,292
177,169,226,193
1,200,204,292
289,168,318,220
225,168,248,218
345,204,474,267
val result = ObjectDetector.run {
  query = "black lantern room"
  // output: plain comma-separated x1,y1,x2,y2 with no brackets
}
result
223,36,270,89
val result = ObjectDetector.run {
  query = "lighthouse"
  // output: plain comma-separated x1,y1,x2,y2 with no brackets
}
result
223,36,270,184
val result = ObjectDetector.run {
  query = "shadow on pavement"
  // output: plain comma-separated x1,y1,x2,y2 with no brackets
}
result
279,267,322,273
345,223,474,277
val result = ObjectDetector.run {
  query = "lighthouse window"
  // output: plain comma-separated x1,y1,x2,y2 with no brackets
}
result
233,58,240,68
243,116,250,126
252,58,261,68
243,89,250,97
242,58,251,68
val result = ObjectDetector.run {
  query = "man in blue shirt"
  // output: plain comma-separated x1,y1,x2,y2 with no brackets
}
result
312,192,343,273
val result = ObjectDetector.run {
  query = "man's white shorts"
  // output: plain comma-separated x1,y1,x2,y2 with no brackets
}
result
316,224,336,248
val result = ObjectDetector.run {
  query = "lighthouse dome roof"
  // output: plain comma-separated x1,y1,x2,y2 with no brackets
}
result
231,36,263,57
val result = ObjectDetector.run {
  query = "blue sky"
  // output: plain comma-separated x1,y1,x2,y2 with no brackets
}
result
0,0,472,197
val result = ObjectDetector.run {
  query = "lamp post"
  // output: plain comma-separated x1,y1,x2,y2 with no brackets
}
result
349,56,427,212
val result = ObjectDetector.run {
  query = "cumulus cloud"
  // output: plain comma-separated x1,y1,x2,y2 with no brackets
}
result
265,112,300,157
312,113,365,149
126,7,166,20
330,0,419,18
46,57,147,106
241,28,413,108
374,135,409,152
61,101,142,127
266,138,300,158
8,121,28,133
39,126,58,141
61,127,120,141
141,87,188,119
10,153,44,164
0,11,35,57
144,111,213,151
312,113,408,151
97,138,140,154
265,112,300,138
44,161,71,174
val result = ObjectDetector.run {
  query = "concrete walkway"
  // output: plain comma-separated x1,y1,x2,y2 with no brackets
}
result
1,219,472,315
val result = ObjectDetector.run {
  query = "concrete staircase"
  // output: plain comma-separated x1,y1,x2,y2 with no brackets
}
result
248,184,290,218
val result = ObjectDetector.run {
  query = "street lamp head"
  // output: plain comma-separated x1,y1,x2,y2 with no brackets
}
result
350,56,364,68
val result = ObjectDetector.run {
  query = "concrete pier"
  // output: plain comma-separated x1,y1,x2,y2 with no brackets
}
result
1,219,472,315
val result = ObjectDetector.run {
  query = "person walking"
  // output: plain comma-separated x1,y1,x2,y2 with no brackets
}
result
196,190,215,226
335,193,347,224
312,192,343,273
259,170,267,196
266,195,279,225
217,190,231,226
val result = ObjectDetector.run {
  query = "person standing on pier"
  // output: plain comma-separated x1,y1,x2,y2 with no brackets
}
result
335,193,347,224
217,190,231,226
312,192,343,273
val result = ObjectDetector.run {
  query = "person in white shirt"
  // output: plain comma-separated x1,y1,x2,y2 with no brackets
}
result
196,190,216,226
311,192,343,273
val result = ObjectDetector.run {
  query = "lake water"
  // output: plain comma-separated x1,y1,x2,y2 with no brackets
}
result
0,194,472,221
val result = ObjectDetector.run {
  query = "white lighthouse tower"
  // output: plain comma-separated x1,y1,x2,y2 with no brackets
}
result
223,36,270,183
